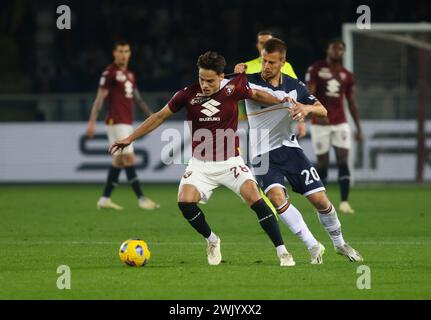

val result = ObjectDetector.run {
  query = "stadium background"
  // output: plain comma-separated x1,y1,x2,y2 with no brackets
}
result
0,0,430,183
0,0,430,300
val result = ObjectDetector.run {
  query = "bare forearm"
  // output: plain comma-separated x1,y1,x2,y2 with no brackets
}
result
88,101,103,123
129,113,165,141
306,102,327,118
251,89,281,105
89,88,108,123
349,102,362,131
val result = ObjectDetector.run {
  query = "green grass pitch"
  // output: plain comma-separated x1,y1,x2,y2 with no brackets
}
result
0,184,430,299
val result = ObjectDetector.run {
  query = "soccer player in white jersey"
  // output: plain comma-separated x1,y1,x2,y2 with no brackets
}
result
110,51,296,267
235,38,363,263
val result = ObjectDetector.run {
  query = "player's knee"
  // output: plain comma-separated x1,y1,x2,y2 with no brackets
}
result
267,188,287,207
178,185,201,203
240,180,261,205
307,191,331,211
122,154,135,167
112,156,124,168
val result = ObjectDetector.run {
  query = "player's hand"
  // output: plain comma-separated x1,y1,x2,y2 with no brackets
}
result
355,130,364,143
296,121,307,139
288,98,311,122
234,63,248,74
86,123,96,139
109,137,132,155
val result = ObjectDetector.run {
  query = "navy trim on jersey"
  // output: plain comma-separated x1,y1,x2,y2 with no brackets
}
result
246,73,317,105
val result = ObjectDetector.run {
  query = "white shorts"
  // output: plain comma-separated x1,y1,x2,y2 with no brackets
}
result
106,124,134,155
179,156,257,204
310,123,351,155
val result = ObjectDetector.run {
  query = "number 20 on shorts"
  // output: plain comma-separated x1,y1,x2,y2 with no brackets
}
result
301,167,320,186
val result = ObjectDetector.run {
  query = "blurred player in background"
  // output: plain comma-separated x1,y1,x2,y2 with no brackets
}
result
236,38,363,263
110,51,297,267
245,30,297,77
305,38,363,214
86,40,160,211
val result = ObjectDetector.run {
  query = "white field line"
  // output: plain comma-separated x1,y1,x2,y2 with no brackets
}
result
0,240,431,246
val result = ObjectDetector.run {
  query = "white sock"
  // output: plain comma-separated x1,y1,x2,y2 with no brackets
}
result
276,245,288,257
277,202,318,250
100,196,109,202
317,205,346,247
206,232,218,243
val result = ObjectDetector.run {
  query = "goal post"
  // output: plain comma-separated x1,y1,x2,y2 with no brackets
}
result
342,23,431,183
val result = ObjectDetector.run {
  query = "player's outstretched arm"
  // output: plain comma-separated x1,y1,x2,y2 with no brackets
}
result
109,105,173,155
86,88,109,139
250,89,282,105
288,98,327,122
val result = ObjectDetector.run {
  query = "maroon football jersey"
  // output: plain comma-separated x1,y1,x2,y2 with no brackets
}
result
99,63,137,125
168,74,253,161
305,60,354,125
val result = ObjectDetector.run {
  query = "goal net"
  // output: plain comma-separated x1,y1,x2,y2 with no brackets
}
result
341,23,431,182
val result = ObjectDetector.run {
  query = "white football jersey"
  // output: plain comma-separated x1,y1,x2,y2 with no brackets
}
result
245,73,317,160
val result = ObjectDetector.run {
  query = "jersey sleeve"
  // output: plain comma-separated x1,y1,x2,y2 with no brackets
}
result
232,74,253,100
305,63,318,87
99,69,114,90
296,80,318,105
345,72,355,97
167,88,188,113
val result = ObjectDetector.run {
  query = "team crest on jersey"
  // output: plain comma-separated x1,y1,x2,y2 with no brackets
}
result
115,71,127,82
224,84,235,96
318,68,332,79
339,72,347,81
183,171,193,179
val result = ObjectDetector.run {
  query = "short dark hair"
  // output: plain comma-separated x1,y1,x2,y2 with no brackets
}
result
113,40,130,50
263,38,287,56
196,51,226,75
257,30,273,38
328,38,346,48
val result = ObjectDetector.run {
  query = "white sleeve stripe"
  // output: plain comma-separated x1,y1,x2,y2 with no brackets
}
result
247,82,297,98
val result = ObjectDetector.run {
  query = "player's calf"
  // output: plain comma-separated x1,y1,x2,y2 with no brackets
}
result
99,166,122,209
249,198,294,266
268,187,320,260
309,194,363,261
239,180,262,206
241,181,294,265
178,202,221,265
316,153,329,186
125,165,144,199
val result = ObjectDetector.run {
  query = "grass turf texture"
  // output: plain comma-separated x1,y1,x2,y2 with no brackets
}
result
0,184,430,299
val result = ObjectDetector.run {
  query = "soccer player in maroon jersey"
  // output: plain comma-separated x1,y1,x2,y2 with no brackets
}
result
110,51,296,266
86,41,160,210
306,39,363,214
